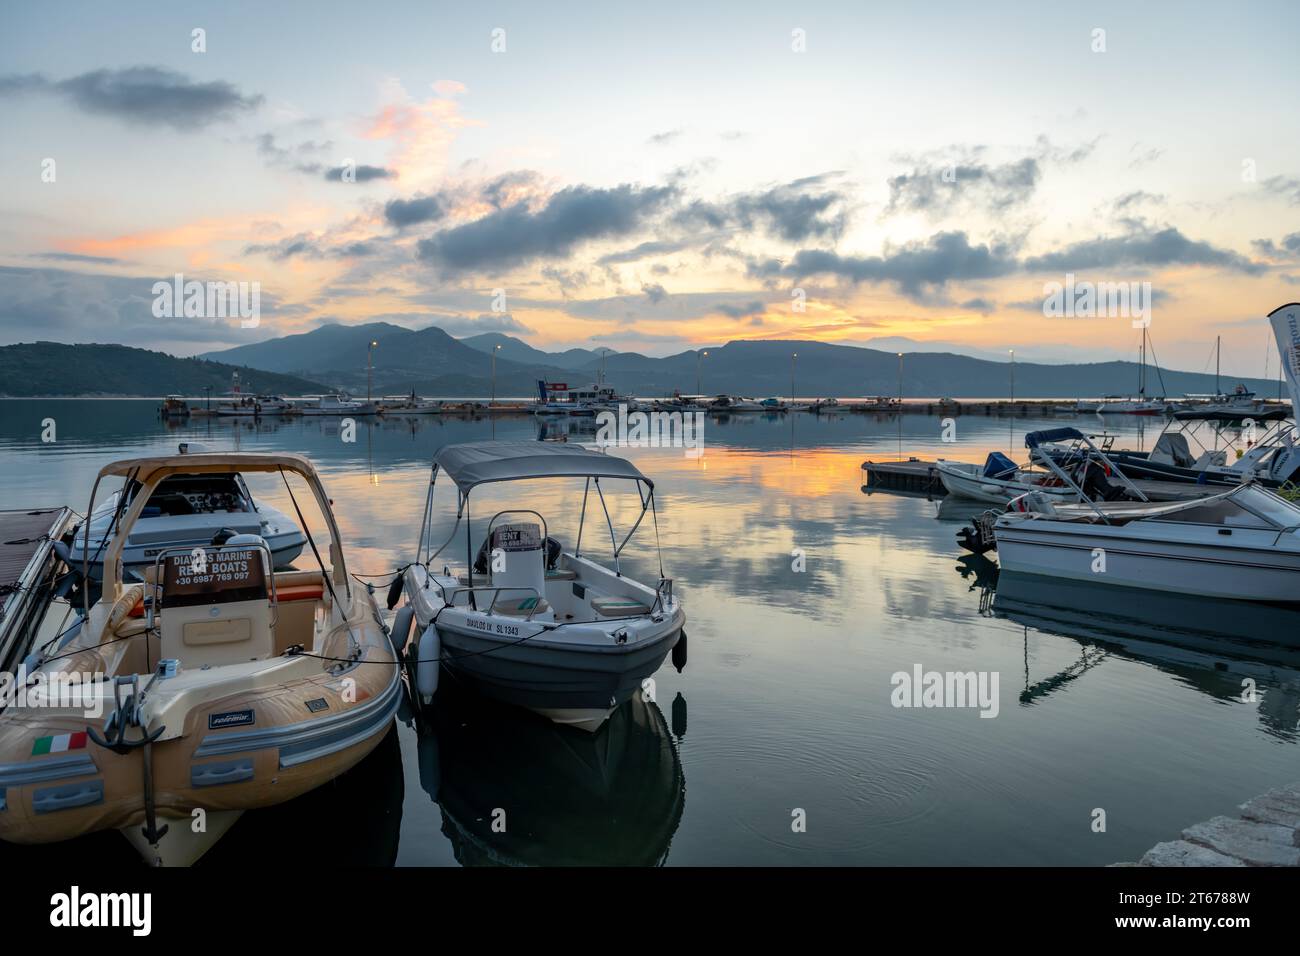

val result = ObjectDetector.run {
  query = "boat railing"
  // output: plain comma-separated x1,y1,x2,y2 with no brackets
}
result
445,585,546,621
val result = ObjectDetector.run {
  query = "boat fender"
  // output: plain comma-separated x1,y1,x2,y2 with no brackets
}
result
672,629,688,672
416,624,441,703
389,605,415,658
386,572,405,610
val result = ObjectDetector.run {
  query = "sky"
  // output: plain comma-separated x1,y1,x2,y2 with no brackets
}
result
2,0,1299,377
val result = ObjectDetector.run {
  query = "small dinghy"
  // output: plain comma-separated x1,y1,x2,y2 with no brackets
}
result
935,452,1078,505
394,440,686,732
0,452,399,865
65,443,306,580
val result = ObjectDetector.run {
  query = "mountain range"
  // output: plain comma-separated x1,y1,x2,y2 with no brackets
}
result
0,342,327,397
195,322,1285,400
0,324,1285,399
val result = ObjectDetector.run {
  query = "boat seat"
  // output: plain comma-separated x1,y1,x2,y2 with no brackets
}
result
590,595,652,617
545,567,577,581
493,595,552,617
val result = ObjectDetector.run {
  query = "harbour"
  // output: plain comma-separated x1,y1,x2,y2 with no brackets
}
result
2,397,1299,867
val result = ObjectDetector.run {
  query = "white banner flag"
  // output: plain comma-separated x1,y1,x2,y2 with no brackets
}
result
1267,303,1300,418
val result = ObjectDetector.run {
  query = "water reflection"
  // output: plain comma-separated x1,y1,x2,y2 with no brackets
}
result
412,679,685,866
992,572,1300,740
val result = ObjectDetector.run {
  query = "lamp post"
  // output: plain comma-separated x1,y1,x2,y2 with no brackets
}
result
491,343,501,406
791,352,797,403
697,349,708,396
367,340,378,402
897,352,904,458
1009,349,1015,403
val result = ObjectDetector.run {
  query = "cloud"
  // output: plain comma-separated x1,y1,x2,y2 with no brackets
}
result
1261,176,1300,205
254,132,333,173
0,266,284,350
384,194,447,227
383,172,544,228
886,157,1039,217
416,183,675,273
676,174,848,242
1114,190,1165,211
642,282,668,304
323,164,394,183
596,239,693,265
29,252,122,265
774,232,1020,298
0,67,262,129
1022,225,1263,275
713,300,766,318
243,233,377,260
1252,232,1300,260
648,129,683,145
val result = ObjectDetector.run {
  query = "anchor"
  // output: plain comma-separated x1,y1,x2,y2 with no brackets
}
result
86,672,169,845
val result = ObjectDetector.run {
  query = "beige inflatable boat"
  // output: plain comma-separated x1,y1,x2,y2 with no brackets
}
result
0,452,400,865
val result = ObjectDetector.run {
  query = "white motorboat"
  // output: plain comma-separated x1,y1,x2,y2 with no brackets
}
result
936,454,1079,505
1094,398,1168,415
300,393,376,415
706,395,766,412
940,431,1147,506
215,394,295,417
65,443,306,580
990,483,1300,602
392,440,686,732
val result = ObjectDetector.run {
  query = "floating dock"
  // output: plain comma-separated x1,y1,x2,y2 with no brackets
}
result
861,459,1219,501
1119,783,1300,866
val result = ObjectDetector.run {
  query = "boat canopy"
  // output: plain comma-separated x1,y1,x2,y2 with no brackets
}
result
1024,427,1085,449
434,441,651,492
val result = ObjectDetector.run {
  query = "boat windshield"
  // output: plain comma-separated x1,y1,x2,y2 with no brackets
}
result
1152,487,1300,530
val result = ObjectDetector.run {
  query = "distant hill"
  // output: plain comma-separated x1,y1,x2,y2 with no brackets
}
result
461,332,602,371
0,342,328,397
187,323,1290,400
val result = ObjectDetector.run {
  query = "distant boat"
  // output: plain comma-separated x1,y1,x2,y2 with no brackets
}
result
216,394,295,417
1174,384,1289,422
158,395,190,418
707,395,766,412
300,393,376,415
376,392,444,415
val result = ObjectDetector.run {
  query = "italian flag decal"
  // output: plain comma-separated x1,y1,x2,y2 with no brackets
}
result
31,732,88,756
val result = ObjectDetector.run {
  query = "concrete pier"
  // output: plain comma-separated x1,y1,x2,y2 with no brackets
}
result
1121,783,1300,867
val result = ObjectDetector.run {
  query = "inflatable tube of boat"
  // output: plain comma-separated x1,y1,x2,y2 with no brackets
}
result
416,624,441,703
389,605,415,658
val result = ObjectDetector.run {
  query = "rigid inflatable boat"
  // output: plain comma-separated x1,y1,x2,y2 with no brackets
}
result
0,452,399,865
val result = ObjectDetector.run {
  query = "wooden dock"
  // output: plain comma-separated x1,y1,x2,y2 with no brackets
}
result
0,508,74,672
1118,783,1300,866
861,459,1219,501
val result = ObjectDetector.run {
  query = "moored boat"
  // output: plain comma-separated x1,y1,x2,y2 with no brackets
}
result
394,440,686,732
0,451,400,865
64,443,306,580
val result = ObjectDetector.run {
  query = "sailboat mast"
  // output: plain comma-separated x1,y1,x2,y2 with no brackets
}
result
1215,335,1221,396
1139,327,1146,398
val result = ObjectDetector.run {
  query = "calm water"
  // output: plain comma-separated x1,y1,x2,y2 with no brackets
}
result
1,399,1297,866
